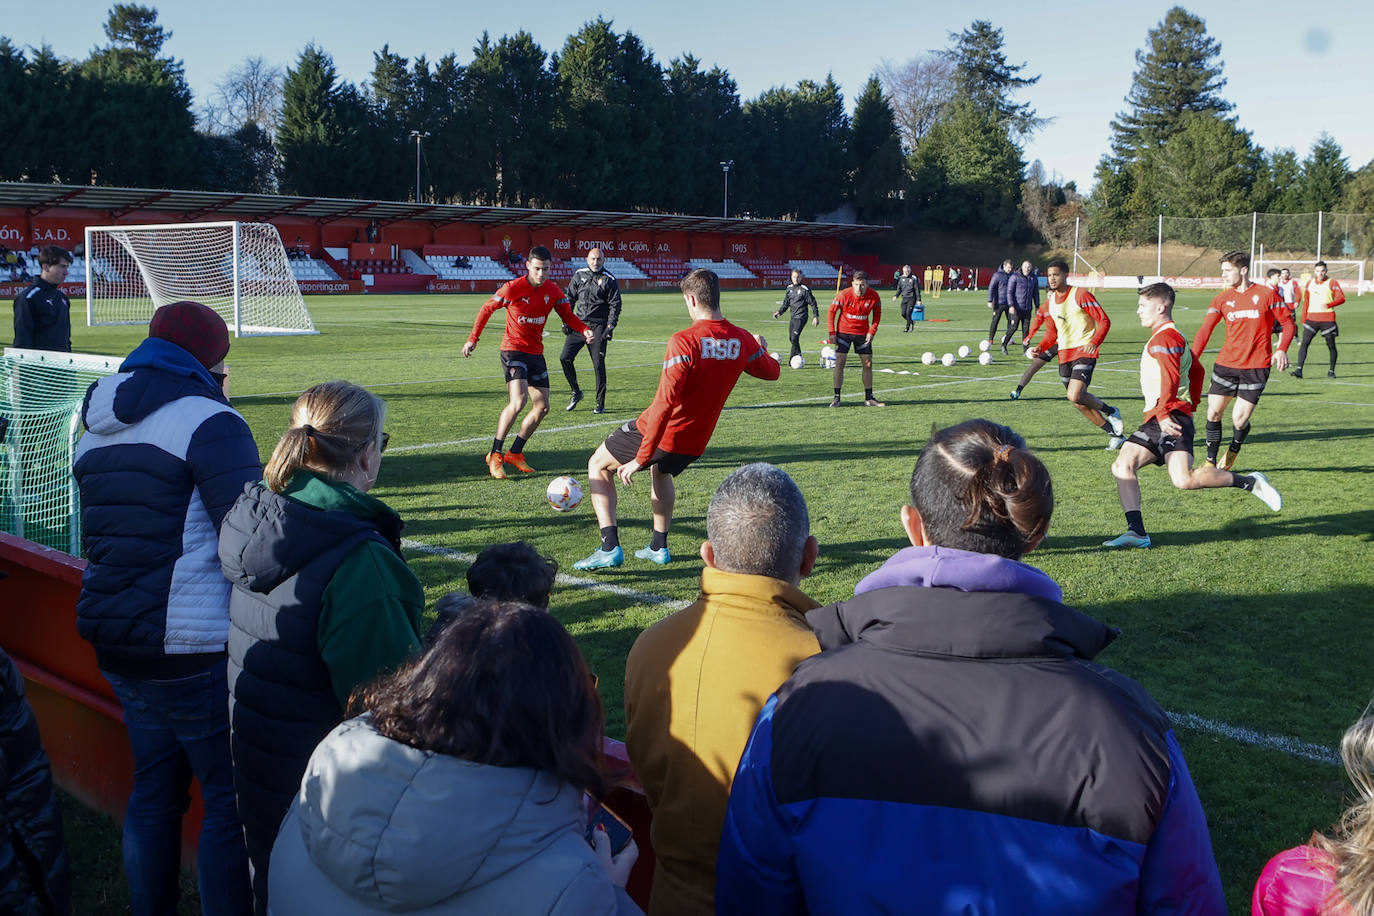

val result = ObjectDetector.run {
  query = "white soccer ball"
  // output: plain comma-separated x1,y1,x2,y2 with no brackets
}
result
790,354,805,369
979,340,991,352
921,352,935,365
546,476,583,512
820,346,836,361
1026,347,1038,360
769,351,779,361
978,351,993,366
957,345,972,358
941,353,956,367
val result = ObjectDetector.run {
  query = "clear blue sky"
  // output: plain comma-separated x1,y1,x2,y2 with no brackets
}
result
15,0,1374,195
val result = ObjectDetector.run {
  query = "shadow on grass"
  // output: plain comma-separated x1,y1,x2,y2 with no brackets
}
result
1035,509,1374,552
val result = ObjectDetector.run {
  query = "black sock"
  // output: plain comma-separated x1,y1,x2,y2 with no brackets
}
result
1014,384,1024,394
1229,423,1250,453
1231,474,1255,492
510,435,527,455
865,388,875,400
492,437,504,455
600,526,619,551
1125,510,1146,537
649,529,668,551
1098,418,1113,433
833,387,841,397
1205,421,1222,463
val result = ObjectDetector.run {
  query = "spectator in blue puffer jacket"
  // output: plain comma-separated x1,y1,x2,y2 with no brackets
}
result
73,301,260,916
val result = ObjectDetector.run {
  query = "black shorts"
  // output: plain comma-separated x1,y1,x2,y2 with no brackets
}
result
602,422,699,477
1208,365,1268,404
1126,411,1195,465
1058,357,1096,386
1034,344,1058,361
1303,320,1338,338
833,333,872,355
500,350,549,387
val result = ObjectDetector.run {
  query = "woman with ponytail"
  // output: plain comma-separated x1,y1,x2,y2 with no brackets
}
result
1253,709,1374,915
218,380,423,914
717,419,1226,914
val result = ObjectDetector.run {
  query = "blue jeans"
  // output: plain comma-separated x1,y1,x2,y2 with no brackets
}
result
104,661,251,916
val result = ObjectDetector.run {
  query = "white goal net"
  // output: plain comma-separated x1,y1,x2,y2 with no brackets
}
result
1255,258,1366,292
85,221,318,336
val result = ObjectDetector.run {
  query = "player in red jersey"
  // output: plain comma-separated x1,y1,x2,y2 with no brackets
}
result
573,269,780,570
1189,250,1294,471
1104,283,1282,548
1293,260,1346,379
462,246,593,479
1027,260,1125,448
826,271,884,407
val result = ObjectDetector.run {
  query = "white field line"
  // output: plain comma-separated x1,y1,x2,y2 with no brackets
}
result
401,535,1340,766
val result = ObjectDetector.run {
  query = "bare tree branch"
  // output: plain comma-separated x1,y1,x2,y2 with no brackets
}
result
876,53,954,153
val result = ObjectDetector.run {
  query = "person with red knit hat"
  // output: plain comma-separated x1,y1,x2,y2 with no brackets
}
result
73,300,261,916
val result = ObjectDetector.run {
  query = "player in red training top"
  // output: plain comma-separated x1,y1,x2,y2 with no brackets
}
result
573,269,779,570
463,246,593,479
1293,260,1346,379
1026,259,1125,448
1189,250,1293,471
826,271,884,407
1104,283,1282,548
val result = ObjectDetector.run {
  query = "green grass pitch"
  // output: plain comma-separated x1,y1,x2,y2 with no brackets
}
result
65,286,1374,913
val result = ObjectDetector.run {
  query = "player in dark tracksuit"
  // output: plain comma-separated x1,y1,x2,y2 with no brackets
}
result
561,247,623,414
893,265,922,332
1004,261,1040,355
985,259,1015,346
11,246,73,352
772,269,818,361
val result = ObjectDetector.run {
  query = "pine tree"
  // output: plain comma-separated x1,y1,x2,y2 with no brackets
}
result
662,55,742,215
943,20,1043,138
1300,133,1350,212
849,76,905,223
1108,6,1232,160
277,44,344,195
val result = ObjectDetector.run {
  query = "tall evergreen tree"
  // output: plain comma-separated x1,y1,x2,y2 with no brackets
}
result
277,44,346,195
662,55,742,215
742,76,848,220
1300,133,1350,212
1252,148,1304,213
1136,112,1259,218
849,76,905,223
1108,6,1231,160
943,20,1043,138
464,31,557,206
908,96,1023,237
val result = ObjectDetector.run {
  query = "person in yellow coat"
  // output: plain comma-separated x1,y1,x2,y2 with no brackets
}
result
624,463,820,915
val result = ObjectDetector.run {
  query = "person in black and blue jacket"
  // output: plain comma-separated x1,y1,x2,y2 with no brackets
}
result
74,301,260,916
717,419,1225,916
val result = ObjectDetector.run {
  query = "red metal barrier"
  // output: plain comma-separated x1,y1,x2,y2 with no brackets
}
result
0,531,655,908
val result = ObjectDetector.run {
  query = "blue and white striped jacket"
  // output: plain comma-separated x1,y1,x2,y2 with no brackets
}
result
73,337,262,679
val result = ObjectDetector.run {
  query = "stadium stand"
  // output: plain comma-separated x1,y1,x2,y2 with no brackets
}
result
789,258,842,280
287,253,340,281
602,257,647,280
425,254,515,281
340,257,412,276
687,258,757,280
549,258,575,283
738,256,794,285
635,255,689,281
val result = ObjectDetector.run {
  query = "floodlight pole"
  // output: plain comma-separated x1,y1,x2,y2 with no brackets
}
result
410,130,430,203
720,160,733,218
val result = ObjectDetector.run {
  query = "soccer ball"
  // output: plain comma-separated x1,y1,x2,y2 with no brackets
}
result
957,345,972,358
941,353,956,367
790,354,805,369
921,352,935,365
978,351,993,366
819,346,837,369
979,340,991,352
546,476,583,512
1026,347,1039,360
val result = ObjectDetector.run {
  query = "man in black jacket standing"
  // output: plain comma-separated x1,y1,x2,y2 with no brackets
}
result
12,246,73,352
985,258,1015,348
561,247,622,414
893,265,922,332
773,269,818,361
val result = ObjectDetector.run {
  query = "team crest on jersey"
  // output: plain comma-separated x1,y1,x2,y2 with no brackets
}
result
1252,294,1260,305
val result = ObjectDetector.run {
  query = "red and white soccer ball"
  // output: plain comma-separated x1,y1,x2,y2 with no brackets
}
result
546,476,583,512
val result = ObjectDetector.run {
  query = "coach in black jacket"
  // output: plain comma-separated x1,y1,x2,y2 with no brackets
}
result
561,247,622,414
773,269,819,360
12,246,73,352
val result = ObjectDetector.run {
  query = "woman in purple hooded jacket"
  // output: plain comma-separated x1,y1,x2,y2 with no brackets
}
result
717,418,1226,915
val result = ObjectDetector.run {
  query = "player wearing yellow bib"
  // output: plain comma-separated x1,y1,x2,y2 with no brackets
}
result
1104,283,1282,549
1028,260,1125,448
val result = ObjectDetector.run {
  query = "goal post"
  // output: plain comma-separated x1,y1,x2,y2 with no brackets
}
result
84,221,318,336
1254,258,1366,295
